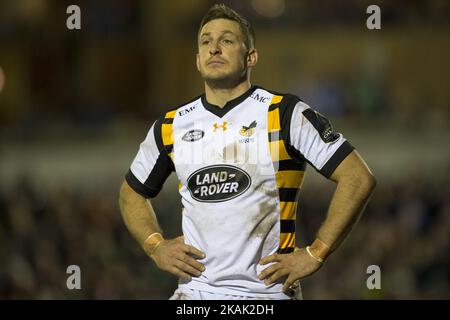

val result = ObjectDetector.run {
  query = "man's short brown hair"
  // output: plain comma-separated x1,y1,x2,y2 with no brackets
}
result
198,4,255,50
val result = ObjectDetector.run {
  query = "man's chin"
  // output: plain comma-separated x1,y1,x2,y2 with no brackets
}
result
202,71,229,81
202,73,246,89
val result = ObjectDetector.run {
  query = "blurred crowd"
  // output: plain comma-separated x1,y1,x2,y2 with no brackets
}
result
299,173,450,299
1,0,449,130
0,176,181,299
0,172,448,299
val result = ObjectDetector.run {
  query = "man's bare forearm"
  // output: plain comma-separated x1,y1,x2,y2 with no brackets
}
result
316,172,376,253
309,151,376,259
119,180,206,279
118,180,163,249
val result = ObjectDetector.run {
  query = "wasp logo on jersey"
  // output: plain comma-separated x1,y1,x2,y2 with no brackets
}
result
239,120,257,137
187,165,251,202
182,129,204,142
238,120,257,143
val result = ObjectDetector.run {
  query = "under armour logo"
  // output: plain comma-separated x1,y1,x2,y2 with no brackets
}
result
213,121,228,132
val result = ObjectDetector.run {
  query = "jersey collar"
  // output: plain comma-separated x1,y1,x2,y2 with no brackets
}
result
201,85,257,118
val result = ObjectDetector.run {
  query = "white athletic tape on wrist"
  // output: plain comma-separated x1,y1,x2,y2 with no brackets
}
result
145,232,163,255
306,245,323,263
145,232,162,243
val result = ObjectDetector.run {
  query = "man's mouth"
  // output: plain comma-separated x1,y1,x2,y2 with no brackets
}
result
207,60,226,65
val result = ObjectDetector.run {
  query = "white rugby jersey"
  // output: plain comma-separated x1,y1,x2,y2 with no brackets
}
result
125,86,354,299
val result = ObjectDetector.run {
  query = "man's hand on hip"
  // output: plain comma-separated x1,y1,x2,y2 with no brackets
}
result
258,248,322,292
146,236,206,281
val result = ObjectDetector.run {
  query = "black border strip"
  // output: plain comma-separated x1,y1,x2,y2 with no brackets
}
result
0,300,436,317
278,188,299,202
320,141,355,178
276,159,307,171
280,220,296,233
268,103,281,111
278,247,295,254
268,131,281,142
125,170,159,198
143,152,175,195
153,117,164,151
165,144,173,154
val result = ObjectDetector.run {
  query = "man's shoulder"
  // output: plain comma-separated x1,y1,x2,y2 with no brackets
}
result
254,86,308,114
254,85,304,105
158,94,203,120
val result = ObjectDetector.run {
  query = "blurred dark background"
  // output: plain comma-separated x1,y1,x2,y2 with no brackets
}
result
0,0,449,299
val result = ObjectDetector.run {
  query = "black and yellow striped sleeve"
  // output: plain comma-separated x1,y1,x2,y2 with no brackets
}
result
277,94,354,179
268,94,306,254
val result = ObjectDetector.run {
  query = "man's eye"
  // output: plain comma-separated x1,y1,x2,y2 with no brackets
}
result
223,39,233,44
201,40,210,45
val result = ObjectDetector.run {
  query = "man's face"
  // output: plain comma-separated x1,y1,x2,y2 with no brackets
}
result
196,18,256,87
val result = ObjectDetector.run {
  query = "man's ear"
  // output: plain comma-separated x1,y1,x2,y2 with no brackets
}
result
247,48,258,67
196,53,201,72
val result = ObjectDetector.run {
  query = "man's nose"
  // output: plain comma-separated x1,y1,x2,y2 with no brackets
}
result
209,41,221,55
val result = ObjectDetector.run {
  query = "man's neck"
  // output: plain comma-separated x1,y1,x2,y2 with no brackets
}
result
204,80,252,108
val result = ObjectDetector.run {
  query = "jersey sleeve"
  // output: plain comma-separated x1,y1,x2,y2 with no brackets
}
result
125,116,175,198
280,97,354,178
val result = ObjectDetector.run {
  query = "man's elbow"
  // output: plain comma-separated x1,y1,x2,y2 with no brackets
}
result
359,170,377,194
339,166,376,195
